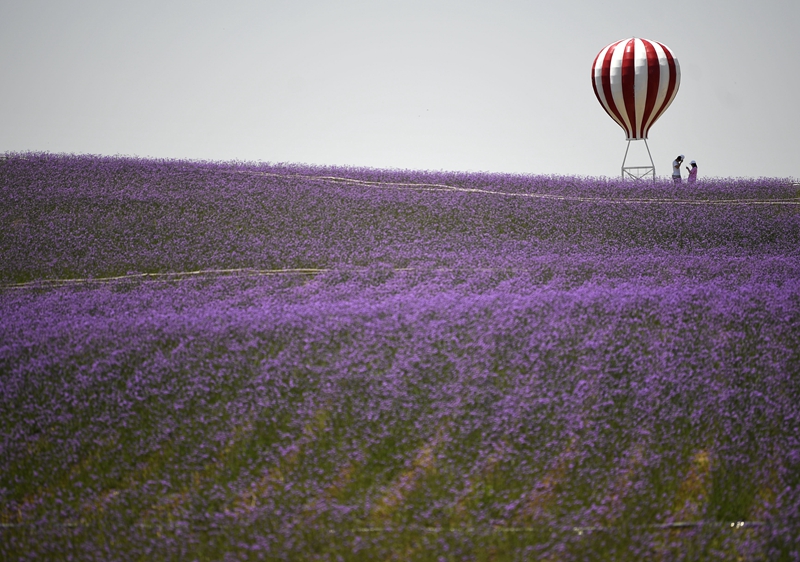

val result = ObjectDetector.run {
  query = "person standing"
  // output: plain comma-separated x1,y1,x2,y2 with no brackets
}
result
686,160,698,183
672,154,684,184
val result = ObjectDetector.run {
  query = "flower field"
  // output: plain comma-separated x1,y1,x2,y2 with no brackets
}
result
2,153,800,560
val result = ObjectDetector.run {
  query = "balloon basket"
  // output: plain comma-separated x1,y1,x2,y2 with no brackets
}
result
621,139,655,182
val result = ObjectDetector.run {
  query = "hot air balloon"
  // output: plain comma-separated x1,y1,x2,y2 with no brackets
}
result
591,37,680,179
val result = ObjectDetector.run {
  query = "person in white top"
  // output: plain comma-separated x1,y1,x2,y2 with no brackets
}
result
672,155,684,184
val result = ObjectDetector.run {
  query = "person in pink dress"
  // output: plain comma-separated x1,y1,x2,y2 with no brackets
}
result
686,160,698,183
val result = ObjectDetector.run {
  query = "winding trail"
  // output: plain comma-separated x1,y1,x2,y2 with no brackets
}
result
232,170,800,206
0,267,517,289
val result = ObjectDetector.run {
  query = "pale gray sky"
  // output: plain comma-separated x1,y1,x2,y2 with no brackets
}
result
1,0,798,179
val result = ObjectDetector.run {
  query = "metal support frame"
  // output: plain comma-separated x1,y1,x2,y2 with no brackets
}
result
621,139,655,181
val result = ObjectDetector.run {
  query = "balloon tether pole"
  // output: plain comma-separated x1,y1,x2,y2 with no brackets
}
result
621,139,656,182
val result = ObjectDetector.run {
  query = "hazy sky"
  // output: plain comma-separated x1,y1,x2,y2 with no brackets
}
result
2,0,798,179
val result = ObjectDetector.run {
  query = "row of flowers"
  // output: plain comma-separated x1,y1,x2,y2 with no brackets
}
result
2,153,798,284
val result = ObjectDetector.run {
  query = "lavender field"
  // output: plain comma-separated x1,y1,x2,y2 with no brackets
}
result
2,153,800,560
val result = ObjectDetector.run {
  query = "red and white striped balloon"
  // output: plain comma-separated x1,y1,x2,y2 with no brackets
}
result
591,37,680,140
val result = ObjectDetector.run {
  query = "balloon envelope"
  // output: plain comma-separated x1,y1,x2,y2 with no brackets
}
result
592,38,680,140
